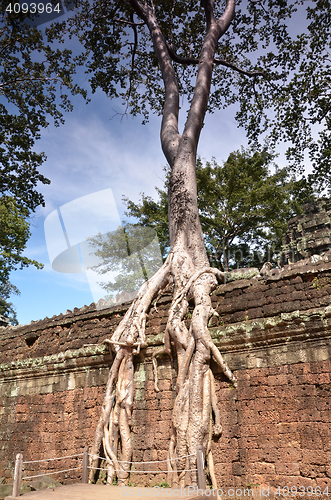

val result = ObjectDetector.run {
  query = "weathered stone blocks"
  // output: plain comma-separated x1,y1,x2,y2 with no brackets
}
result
0,263,331,491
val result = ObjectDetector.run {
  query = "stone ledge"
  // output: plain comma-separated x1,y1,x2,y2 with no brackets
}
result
211,305,331,352
0,344,109,375
220,337,331,370
1,306,330,389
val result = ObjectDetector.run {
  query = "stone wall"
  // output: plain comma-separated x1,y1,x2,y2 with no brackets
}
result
1,257,331,493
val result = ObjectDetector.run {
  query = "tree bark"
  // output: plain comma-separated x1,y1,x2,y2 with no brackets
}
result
89,0,237,488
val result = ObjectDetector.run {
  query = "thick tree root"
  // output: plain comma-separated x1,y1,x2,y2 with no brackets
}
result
89,255,236,488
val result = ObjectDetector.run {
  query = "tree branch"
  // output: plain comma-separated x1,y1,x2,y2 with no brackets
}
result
122,13,139,115
203,0,216,27
0,75,66,93
217,0,235,34
129,0,180,167
179,0,235,157
216,58,264,77
0,33,24,56
113,17,144,26
166,43,264,77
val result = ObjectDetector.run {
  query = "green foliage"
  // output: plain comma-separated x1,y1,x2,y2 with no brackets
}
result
196,149,314,269
313,277,321,289
158,480,170,488
0,294,18,325
312,276,331,290
0,196,43,324
0,8,83,211
125,149,313,270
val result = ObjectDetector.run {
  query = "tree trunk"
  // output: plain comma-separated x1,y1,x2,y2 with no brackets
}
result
88,0,237,488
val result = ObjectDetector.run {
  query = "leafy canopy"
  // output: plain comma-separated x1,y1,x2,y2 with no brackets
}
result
59,0,331,188
2,0,330,316
0,6,82,211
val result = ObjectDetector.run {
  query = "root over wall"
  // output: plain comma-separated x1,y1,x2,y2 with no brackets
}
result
0,260,331,490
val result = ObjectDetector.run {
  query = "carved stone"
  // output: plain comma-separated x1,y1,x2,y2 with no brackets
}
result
281,197,331,264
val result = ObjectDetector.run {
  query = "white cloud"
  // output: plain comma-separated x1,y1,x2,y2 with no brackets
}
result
38,104,166,217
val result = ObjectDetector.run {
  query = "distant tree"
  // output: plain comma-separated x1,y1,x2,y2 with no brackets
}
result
124,149,314,270
88,223,162,300
123,190,170,261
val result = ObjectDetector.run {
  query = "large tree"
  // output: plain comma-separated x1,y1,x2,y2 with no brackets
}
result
47,0,331,488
